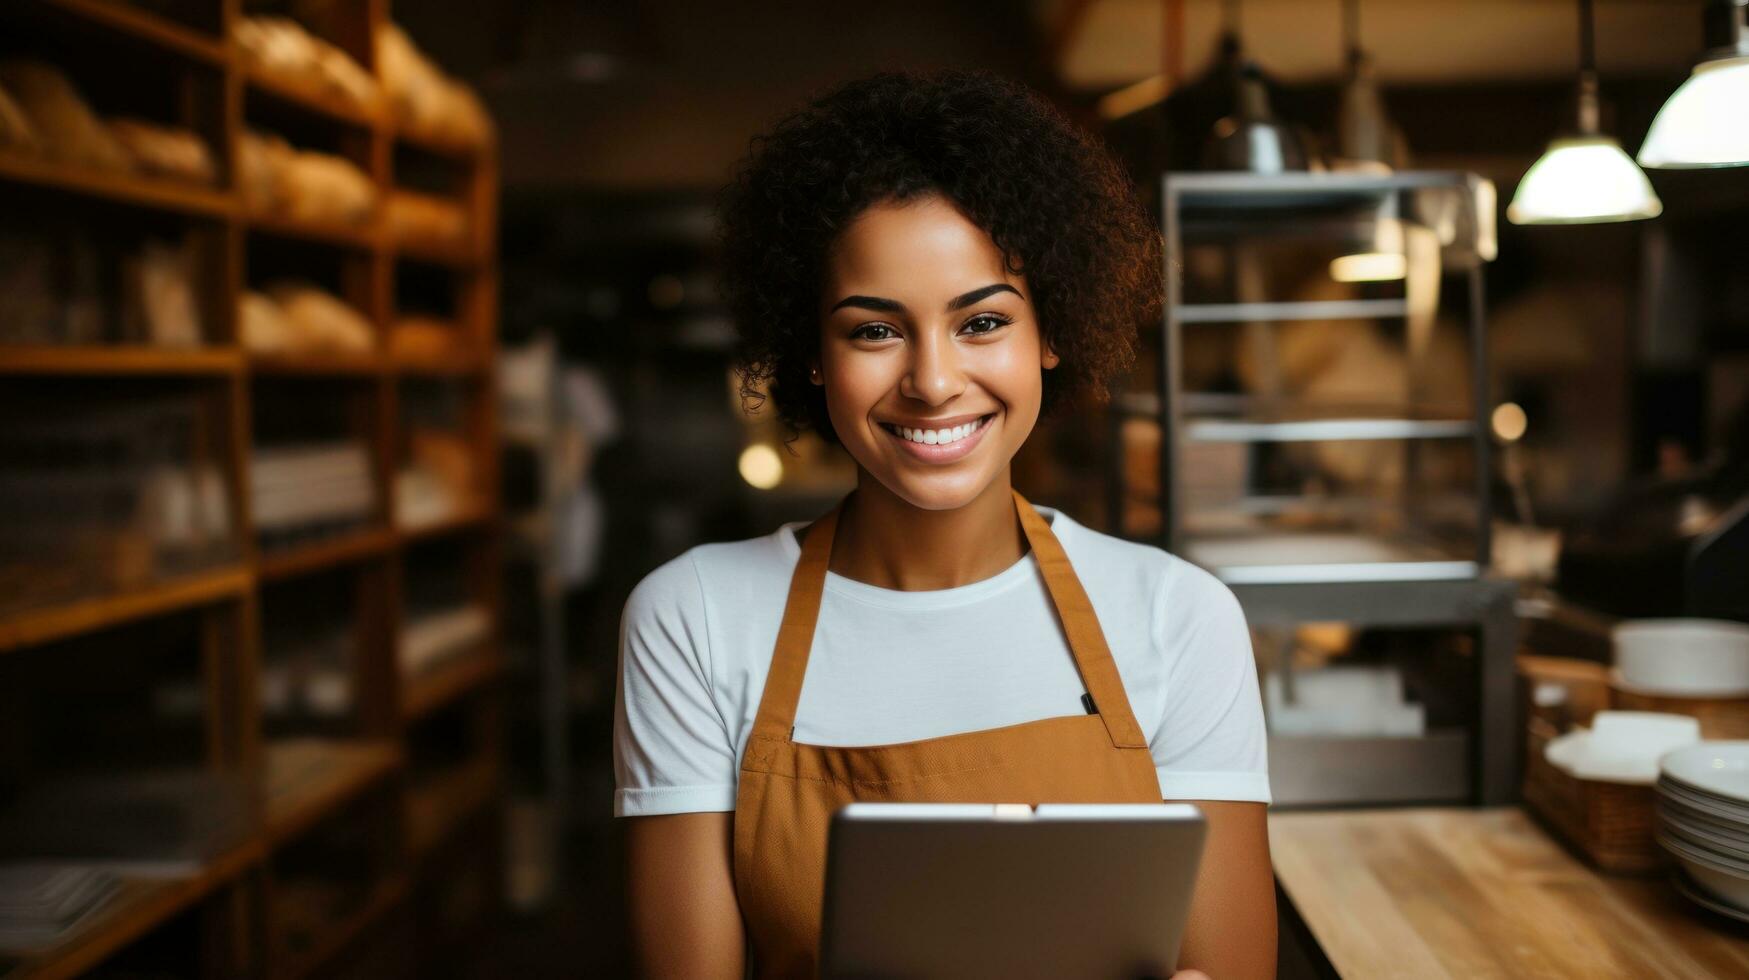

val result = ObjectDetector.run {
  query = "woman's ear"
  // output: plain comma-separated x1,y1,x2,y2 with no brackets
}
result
1041,343,1060,370
809,361,824,385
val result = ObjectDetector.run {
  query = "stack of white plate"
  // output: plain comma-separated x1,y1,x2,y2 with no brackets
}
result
1614,619,1749,696
1656,742,1749,922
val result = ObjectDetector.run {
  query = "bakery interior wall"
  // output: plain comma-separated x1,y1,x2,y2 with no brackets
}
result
359,0,1749,974
390,0,1749,973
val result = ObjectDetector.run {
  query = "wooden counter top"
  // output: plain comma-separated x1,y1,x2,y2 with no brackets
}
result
1269,807,1749,979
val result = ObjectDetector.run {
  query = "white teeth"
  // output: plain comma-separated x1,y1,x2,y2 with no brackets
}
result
891,416,985,446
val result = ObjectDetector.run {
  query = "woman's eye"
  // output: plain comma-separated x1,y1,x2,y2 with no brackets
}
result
962,314,1012,336
851,323,897,341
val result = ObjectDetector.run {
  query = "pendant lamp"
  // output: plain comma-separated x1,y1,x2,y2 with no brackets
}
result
1639,0,1749,168
1507,0,1661,225
1201,0,1309,173
1330,0,1406,283
1334,0,1401,172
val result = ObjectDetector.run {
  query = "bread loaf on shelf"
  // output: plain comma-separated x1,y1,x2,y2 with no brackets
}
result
235,16,381,116
376,23,490,149
108,118,217,185
240,283,374,355
0,82,40,152
386,191,467,248
240,128,375,226
0,61,132,172
122,240,204,348
239,289,295,354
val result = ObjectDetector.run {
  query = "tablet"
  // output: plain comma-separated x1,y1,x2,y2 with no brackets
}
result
820,802,1206,980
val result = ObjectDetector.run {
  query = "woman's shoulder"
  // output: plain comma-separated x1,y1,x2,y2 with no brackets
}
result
623,524,799,622
1049,507,1243,625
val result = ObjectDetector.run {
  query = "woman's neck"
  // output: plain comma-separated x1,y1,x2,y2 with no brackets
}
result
827,468,1026,591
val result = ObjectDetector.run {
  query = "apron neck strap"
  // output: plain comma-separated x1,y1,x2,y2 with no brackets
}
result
750,489,1149,750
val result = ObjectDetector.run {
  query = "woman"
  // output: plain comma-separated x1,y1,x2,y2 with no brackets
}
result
615,70,1274,979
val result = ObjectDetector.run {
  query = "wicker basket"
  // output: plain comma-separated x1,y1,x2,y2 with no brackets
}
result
1521,717,1662,874
1609,683,1749,739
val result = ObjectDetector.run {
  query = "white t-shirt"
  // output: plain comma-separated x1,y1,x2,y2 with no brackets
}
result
613,505,1271,817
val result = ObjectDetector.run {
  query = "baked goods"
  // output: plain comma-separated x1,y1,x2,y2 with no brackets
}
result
265,281,374,353
279,149,374,225
0,82,40,152
107,118,216,185
239,130,295,213
235,16,381,116
240,283,374,355
386,191,467,248
376,23,490,149
0,61,131,172
122,240,203,347
240,128,375,226
239,290,295,354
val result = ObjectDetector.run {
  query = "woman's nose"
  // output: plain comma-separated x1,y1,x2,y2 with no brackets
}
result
899,333,966,406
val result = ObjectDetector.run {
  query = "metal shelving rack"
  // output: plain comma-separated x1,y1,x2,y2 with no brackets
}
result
1115,171,1519,805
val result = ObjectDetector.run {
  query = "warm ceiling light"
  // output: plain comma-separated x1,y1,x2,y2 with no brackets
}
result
1330,252,1407,283
1508,0,1661,225
1491,402,1529,443
1098,74,1170,121
738,444,783,490
1639,0,1749,169
1509,137,1662,224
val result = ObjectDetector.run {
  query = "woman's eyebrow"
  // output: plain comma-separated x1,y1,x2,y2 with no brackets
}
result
945,283,1021,311
829,294,905,314
828,283,1021,315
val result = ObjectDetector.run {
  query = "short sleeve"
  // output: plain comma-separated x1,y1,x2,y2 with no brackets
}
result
613,553,739,816
1149,562,1272,804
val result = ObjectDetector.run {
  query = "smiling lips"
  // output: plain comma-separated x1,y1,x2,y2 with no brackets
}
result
878,413,995,463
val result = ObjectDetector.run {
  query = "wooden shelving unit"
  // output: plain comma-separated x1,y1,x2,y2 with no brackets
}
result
0,1,503,975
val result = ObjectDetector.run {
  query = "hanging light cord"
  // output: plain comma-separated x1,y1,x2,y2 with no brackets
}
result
1576,0,1600,134
1344,0,1361,63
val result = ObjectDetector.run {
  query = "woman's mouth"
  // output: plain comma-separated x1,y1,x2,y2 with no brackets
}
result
876,413,995,463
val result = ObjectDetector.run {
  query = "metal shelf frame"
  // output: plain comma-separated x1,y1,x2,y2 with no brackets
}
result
1111,171,1517,805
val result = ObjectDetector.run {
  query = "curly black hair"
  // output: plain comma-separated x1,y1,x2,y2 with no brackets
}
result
718,69,1161,444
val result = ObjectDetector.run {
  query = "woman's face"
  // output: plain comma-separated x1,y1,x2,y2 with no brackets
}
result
817,193,1057,511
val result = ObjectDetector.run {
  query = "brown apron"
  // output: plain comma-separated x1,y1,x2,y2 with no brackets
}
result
732,489,1162,978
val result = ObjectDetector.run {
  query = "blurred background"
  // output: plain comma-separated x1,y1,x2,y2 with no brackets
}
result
1,0,1747,976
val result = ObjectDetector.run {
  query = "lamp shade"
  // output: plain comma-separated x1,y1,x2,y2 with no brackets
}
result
1507,135,1663,224
1638,55,1749,168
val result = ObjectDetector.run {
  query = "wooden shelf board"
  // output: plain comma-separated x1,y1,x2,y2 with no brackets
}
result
246,213,381,251
407,757,498,858
0,840,262,980
392,127,484,163
263,739,402,846
249,353,385,377
396,505,493,544
0,151,234,218
392,352,487,377
257,528,394,582
392,241,483,269
402,647,505,723
19,0,228,67
0,567,250,655
244,68,382,129
0,345,243,376
271,874,408,980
